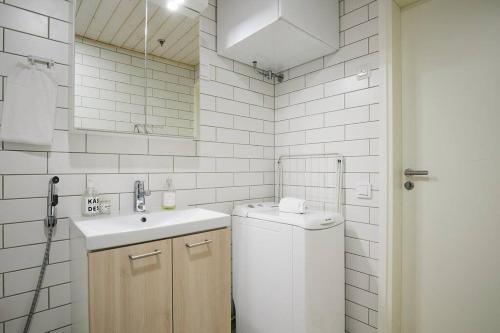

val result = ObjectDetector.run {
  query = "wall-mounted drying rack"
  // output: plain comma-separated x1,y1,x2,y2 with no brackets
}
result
27,55,55,68
277,152,344,215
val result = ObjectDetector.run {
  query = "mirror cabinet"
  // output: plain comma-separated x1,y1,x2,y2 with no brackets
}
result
73,0,204,138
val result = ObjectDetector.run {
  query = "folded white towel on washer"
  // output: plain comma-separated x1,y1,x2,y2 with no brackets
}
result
279,197,306,214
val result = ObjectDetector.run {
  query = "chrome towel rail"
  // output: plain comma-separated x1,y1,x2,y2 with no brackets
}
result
277,152,344,215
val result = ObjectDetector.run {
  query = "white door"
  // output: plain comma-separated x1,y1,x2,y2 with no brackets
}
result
401,1,500,333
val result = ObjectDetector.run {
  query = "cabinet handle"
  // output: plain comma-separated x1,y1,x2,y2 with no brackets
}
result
185,239,213,248
128,249,162,260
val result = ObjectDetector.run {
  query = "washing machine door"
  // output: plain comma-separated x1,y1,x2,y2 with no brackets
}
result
233,216,294,333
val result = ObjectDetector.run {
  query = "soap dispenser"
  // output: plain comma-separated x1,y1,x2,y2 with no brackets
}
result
161,177,176,210
82,180,100,216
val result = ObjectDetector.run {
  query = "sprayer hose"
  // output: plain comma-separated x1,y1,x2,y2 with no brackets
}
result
22,225,54,333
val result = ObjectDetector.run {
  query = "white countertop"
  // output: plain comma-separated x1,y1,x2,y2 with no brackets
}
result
70,208,230,251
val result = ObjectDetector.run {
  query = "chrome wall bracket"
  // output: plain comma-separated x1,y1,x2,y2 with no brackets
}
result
252,61,284,83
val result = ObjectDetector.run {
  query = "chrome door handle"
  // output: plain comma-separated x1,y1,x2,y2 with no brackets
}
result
129,249,162,260
185,239,213,248
404,168,429,176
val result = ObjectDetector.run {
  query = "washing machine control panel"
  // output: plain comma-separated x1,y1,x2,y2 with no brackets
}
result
233,202,277,217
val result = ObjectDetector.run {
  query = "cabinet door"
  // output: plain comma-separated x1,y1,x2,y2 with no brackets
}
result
173,228,231,333
88,239,172,333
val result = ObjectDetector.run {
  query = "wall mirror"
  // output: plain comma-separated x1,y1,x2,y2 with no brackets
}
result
73,0,205,138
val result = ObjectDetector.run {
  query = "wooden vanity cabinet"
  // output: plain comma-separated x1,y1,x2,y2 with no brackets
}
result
87,228,230,333
88,239,173,333
173,228,231,333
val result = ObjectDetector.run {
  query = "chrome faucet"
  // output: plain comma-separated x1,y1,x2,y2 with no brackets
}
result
134,180,151,212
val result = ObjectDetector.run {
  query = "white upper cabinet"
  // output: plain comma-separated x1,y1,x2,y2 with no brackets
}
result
217,0,339,72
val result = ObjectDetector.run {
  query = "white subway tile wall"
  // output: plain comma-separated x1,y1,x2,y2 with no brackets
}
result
275,1,379,332
74,37,196,136
0,0,275,331
0,0,380,332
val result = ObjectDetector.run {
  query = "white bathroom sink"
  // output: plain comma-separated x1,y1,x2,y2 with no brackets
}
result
70,208,230,250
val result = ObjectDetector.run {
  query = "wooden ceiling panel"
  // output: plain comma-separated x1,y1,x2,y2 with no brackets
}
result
152,17,197,58
122,3,159,51
95,0,141,44
84,0,121,40
174,35,199,64
75,0,83,14
75,0,100,36
75,0,199,65
110,1,147,47
142,6,172,44
395,0,423,8
146,14,184,54
162,23,198,60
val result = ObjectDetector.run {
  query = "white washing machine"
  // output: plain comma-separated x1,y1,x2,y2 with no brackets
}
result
232,202,345,333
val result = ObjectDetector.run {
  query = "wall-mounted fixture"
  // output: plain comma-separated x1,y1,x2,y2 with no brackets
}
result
357,65,371,80
252,61,284,83
27,55,54,68
23,176,60,333
134,180,151,212
355,182,372,199
217,0,339,73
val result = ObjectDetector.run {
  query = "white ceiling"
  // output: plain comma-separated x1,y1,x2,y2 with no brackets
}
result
75,0,199,66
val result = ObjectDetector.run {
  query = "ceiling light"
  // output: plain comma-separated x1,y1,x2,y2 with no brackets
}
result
167,0,179,11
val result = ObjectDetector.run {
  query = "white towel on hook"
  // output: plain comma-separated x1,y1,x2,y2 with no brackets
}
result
0,62,58,145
